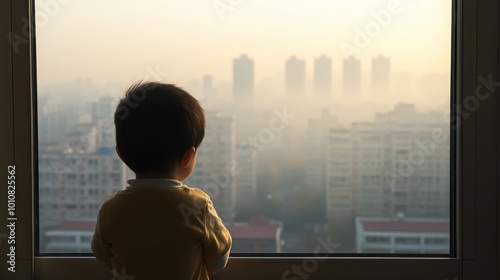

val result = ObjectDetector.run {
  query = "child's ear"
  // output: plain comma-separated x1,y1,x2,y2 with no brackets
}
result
180,147,196,169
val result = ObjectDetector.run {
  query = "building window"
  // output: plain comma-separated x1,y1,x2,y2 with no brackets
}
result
366,236,390,244
395,237,420,245
424,238,447,245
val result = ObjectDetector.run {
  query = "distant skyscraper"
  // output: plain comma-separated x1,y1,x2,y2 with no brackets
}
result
233,54,254,102
285,56,306,96
314,55,332,98
343,56,361,95
372,55,390,93
203,75,215,97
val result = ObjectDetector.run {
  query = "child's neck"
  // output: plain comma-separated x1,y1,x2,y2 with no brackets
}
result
135,170,186,181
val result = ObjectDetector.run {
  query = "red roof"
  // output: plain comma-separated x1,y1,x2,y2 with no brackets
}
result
362,220,449,233
56,220,96,231
55,218,282,240
226,225,279,240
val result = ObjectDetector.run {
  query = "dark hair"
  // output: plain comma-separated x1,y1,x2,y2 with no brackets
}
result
114,81,205,174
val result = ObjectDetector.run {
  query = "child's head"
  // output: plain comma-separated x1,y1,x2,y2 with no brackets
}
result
114,81,205,179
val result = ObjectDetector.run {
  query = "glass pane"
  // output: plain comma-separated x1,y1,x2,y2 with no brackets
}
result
36,0,452,254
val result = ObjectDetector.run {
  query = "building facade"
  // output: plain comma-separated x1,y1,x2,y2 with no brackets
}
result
39,150,127,251
185,111,237,223
235,144,257,217
326,104,450,229
305,109,339,192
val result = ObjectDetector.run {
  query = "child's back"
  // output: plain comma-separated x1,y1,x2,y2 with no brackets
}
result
91,82,232,279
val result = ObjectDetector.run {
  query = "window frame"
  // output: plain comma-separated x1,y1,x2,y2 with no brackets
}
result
1,0,499,278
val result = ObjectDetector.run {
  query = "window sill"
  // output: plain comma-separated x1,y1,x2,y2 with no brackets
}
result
34,257,459,280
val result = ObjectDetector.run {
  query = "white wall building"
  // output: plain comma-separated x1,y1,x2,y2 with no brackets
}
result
45,221,96,253
38,151,127,251
45,217,284,254
355,217,449,254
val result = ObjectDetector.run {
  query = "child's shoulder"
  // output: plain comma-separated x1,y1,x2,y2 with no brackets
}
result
98,191,121,209
179,185,212,205
176,185,220,214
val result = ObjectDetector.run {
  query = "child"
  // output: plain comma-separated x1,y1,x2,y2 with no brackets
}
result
91,81,232,279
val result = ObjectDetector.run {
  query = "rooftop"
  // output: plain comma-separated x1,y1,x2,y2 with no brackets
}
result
52,216,282,240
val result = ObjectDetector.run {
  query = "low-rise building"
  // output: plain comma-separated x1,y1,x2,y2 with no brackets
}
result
355,216,449,254
226,216,283,253
45,216,284,254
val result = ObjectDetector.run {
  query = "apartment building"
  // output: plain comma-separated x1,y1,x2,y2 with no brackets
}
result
326,104,450,227
184,111,237,223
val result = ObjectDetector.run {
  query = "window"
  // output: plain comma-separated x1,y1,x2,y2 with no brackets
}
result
4,0,500,279
35,0,453,256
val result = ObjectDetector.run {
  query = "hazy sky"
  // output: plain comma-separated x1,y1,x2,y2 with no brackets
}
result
35,0,451,86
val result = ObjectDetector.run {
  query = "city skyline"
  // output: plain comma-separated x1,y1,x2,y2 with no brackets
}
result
37,96,451,254
35,0,451,86
34,0,453,255
37,53,450,112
